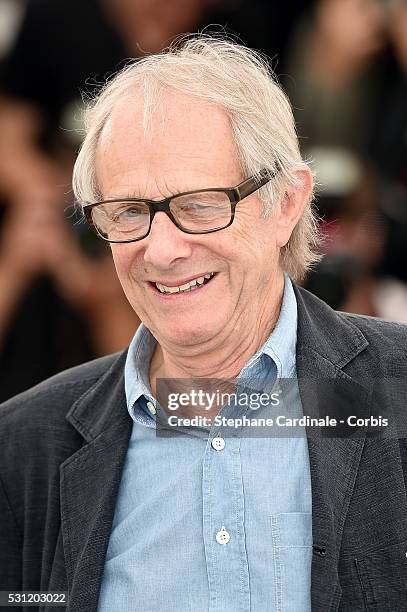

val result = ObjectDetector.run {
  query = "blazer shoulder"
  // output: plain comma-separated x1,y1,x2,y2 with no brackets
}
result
339,311,407,351
337,311,407,379
294,284,407,377
0,350,126,430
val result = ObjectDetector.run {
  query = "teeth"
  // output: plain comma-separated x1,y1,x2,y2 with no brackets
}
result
155,273,214,294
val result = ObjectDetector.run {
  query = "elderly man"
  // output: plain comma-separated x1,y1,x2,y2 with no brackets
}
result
1,36,407,612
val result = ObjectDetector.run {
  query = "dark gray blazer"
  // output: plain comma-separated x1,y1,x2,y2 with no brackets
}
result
1,285,407,612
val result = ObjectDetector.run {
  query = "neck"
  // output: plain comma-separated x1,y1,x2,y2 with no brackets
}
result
149,273,285,396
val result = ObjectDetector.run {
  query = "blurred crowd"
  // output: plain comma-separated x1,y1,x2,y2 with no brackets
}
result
0,0,405,401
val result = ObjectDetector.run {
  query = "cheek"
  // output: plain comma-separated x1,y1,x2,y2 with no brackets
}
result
232,216,277,262
110,243,134,269
110,245,139,286
110,247,126,277
207,223,277,284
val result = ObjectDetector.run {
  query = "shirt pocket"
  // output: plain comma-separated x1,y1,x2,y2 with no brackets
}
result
270,512,313,612
355,540,407,611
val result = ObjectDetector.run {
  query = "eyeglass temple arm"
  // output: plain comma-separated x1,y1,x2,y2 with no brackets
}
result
236,167,278,200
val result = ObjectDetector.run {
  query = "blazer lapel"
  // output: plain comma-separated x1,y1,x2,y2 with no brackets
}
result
60,352,133,612
294,286,369,612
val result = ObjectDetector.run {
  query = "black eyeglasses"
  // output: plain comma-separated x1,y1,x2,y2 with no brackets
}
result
82,167,276,243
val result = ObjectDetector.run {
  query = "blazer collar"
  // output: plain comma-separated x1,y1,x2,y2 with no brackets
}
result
294,284,368,370
61,285,370,612
65,350,129,442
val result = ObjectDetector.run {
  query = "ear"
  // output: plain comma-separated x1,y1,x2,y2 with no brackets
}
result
275,169,313,248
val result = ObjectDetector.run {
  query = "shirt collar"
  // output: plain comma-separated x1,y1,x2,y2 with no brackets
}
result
124,323,157,415
124,273,297,420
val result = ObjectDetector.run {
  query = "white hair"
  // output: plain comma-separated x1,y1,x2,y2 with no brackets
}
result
73,34,321,280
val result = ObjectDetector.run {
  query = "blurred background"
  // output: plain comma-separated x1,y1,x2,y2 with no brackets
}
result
0,0,406,401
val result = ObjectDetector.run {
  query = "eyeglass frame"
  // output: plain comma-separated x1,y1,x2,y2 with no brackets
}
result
82,167,277,244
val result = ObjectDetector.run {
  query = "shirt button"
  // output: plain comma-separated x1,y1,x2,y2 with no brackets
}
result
216,527,230,545
211,436,225,451
146,401,156,415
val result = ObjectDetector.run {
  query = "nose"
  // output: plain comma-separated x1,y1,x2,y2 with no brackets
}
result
143,211,193,269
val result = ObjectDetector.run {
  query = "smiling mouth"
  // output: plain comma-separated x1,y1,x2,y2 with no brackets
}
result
153,272,216,295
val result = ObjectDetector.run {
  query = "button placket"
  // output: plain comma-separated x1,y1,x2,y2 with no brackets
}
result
203,430,248,611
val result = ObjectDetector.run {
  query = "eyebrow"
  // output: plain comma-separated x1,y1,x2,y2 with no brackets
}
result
106,185,221,202
121,184,196,200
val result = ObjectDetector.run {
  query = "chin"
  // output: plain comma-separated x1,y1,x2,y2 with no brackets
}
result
161,319,224,348
169,328,215,347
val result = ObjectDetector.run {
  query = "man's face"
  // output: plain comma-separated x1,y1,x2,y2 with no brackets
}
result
96,91,284,350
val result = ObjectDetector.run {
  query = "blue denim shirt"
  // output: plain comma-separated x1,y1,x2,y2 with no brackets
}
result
97,275,312,612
